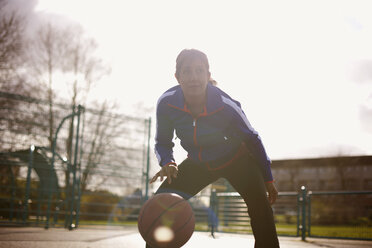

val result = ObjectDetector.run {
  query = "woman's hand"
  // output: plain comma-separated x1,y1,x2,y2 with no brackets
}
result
150,163,178,184
265,181,278,205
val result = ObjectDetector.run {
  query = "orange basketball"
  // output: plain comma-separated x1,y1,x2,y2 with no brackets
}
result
138,193,195,248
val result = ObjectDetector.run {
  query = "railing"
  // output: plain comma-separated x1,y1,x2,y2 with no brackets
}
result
3,181,371,241
204,187,372,241
0,92,151,230
307,190,372,240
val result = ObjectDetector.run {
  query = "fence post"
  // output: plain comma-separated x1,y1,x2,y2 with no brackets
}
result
23,145,35,224
64,105,75,229
296,193,300,237
68,105,82,230
75,106,85,229
8,164,16,222
307,191,312,237
141,119,147,202
64,160,72,229
299,186,307,241
209,189,218,238
144,117,151,201
45,109,80,229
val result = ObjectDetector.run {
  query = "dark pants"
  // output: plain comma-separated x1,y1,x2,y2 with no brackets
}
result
146,152,280,248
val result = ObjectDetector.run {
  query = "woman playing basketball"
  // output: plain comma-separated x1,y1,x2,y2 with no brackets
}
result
149,49,280,247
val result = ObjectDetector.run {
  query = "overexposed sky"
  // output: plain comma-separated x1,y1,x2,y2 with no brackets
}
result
33,0,372,160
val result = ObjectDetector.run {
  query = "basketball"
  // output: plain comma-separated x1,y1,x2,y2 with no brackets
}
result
138,193,195,248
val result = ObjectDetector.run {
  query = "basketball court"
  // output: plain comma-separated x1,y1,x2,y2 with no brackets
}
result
1,226,371,248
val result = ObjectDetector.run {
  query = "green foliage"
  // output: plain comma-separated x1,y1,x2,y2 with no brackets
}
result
79,190,120,221
274,214,297,224
310,225,372,239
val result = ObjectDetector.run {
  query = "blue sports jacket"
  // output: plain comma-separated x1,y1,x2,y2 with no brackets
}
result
154,83,273,182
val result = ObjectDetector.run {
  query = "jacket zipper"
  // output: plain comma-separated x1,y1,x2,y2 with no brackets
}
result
192,117,203,161
192,118,198,146
167,103,224,162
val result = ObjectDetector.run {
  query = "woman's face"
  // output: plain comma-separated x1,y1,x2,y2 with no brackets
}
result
176,57,210,99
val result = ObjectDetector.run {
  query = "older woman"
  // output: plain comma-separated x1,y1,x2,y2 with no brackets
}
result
149,49,280,248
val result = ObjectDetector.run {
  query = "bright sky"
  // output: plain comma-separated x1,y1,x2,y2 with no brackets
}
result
34,0,372,161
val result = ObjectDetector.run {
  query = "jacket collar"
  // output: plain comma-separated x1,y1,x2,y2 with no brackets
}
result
168,83,224,114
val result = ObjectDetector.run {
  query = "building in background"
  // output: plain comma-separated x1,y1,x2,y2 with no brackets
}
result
271,155,372,192
211,155,372,192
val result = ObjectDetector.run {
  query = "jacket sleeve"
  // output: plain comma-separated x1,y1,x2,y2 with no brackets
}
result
227,100,274,182
154,102,176,167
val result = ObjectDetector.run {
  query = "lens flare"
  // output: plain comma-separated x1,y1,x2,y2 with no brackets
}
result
154,226,174,242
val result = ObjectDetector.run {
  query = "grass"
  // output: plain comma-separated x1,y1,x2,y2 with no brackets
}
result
195,223,372,240
206,224,296,236
309,225,372,239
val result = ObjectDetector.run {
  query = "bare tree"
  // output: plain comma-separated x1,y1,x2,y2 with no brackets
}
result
60,25,111,169
62,25,110,106
27,22,71,149
0,0,41,95
0,1,24,90
81,101,124,191
0,1,47,151
28,21,110,147
3,9,146,197
26,21,113,226
77,100,151,196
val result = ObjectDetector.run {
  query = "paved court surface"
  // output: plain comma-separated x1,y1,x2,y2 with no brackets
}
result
0,226,371,248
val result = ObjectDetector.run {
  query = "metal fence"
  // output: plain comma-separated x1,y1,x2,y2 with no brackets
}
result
1,91,372,241
307,190,372,240
207,187,372,241
0,91,151,229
